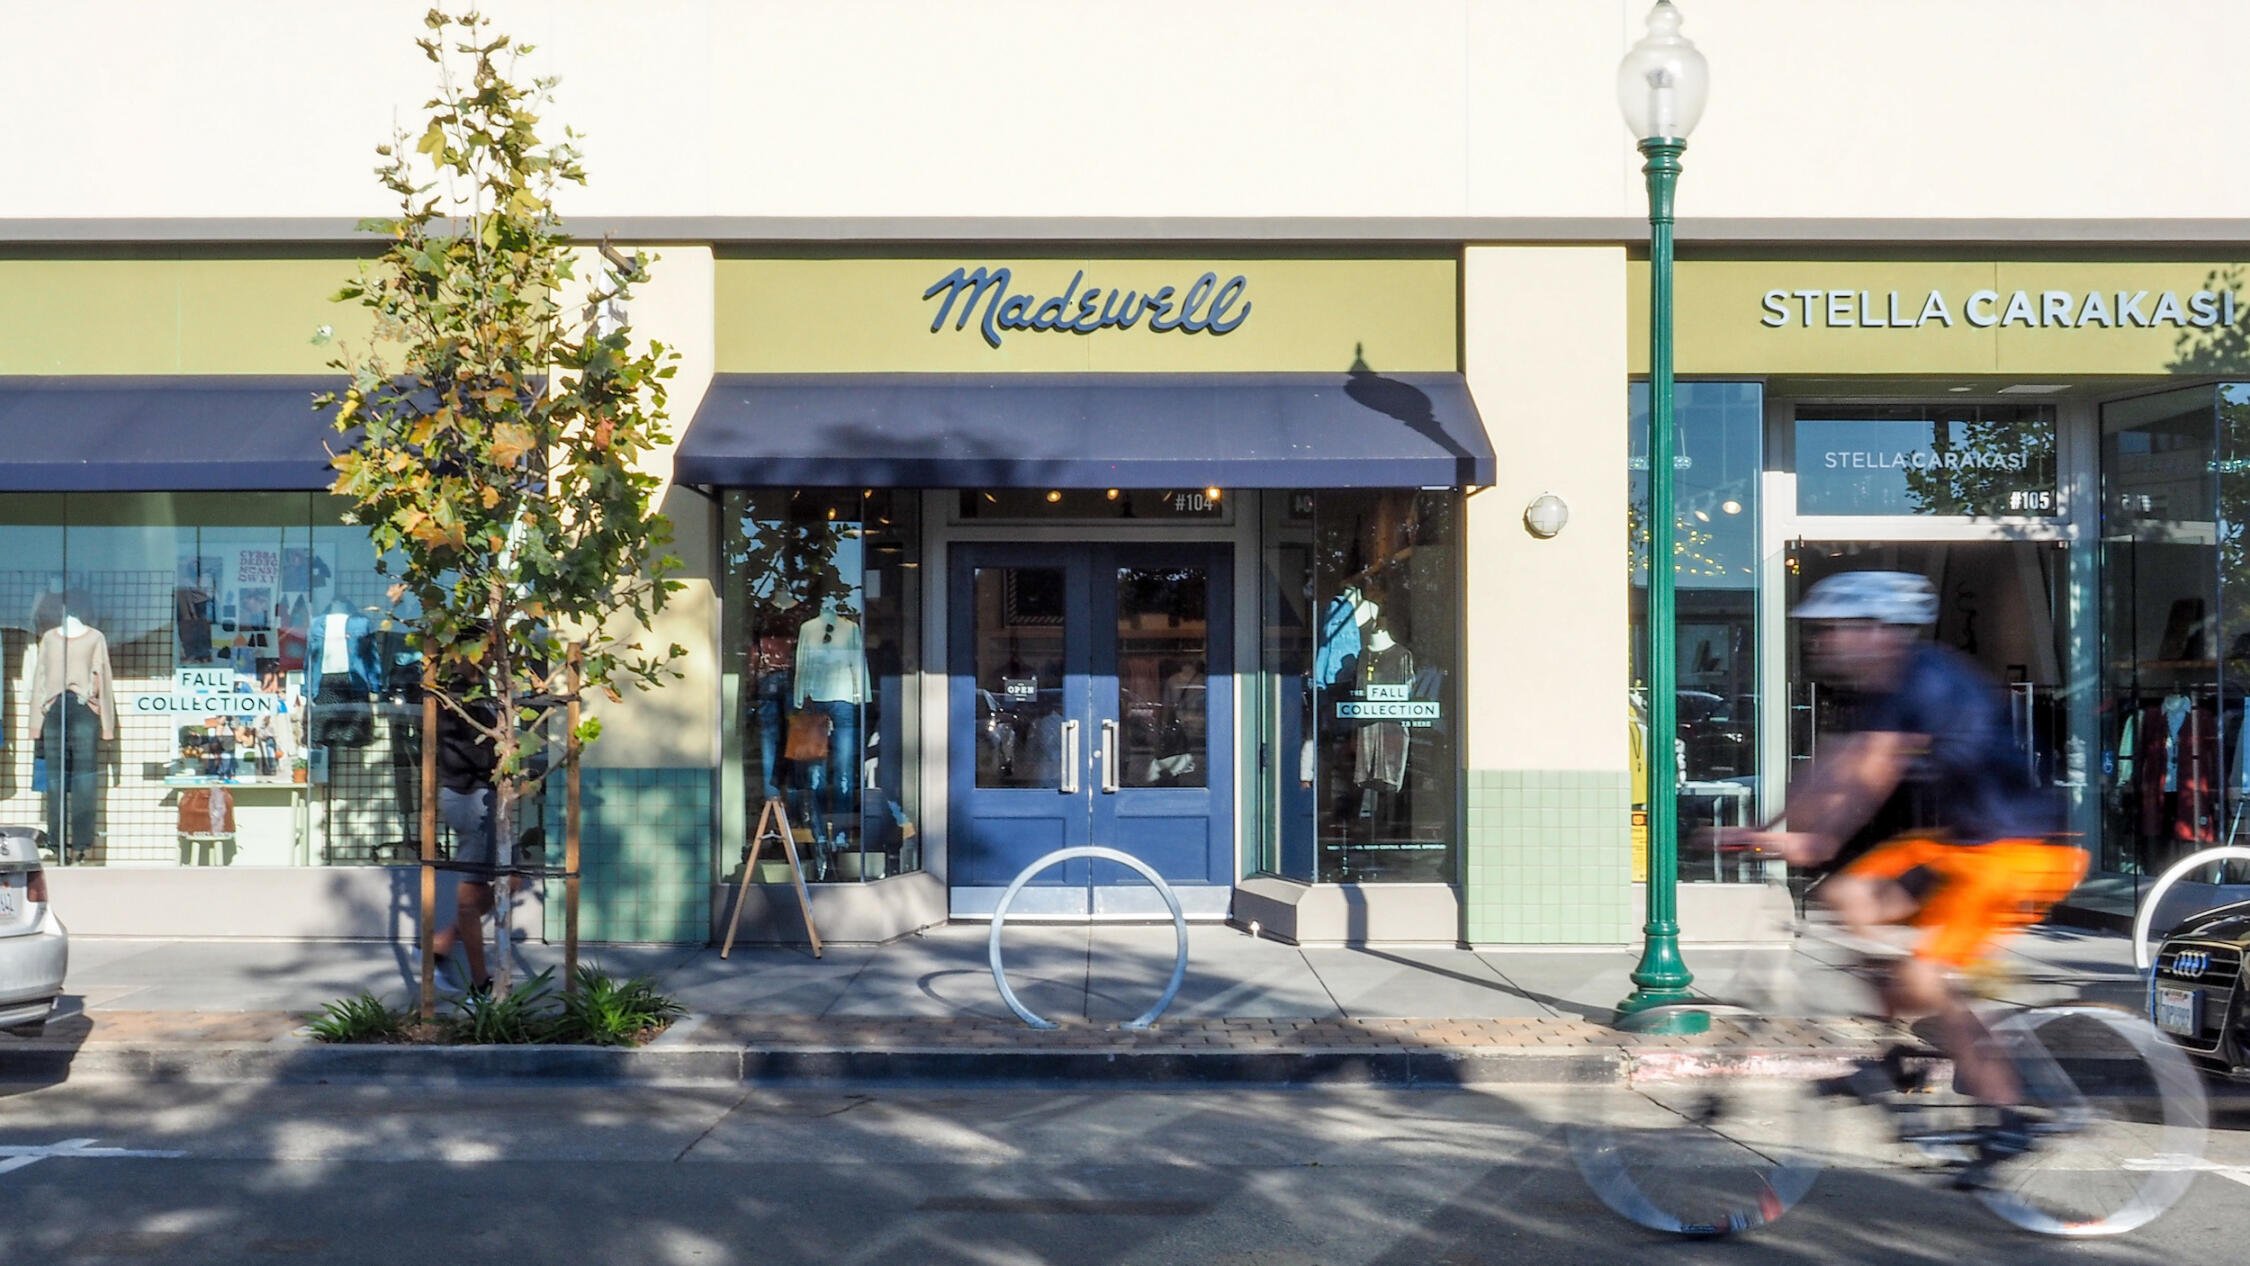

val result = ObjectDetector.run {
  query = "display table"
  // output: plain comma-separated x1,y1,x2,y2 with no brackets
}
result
162,776,313,866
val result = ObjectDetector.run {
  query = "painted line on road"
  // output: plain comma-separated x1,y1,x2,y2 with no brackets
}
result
0,1137,187,1178
2122,1155,2250,1188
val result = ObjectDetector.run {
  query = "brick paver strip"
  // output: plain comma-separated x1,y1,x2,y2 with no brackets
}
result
24,1010,1912,1057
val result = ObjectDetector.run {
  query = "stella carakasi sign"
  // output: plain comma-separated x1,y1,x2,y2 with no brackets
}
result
1758,285,2239,331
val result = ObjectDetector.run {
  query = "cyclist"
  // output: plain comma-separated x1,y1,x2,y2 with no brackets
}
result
1715,570,2087,1185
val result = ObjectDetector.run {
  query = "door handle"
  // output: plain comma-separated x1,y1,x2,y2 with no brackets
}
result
1100,719,1120,794
1059,719,1080,795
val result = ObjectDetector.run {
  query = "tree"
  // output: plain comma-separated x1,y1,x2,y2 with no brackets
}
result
318,7,685,996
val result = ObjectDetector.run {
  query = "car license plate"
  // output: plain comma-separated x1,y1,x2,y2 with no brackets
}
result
2156,986,2202,1038
0,875,17,919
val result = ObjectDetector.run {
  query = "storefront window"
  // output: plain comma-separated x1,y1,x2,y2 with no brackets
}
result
0,494,414,866
1796,404,2058,516
1260,490,1461,884
2098,386,2250,879
1629,382,1763,883
723,490,922,883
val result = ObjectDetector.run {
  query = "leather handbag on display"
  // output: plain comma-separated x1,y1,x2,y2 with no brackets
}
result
784,710,833,762
176,786,236,835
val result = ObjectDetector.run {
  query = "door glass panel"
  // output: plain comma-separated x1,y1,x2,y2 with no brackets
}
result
972,566,1067,789
1115,564,1208,788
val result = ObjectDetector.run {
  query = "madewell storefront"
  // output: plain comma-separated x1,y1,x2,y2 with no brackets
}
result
1639,256,2250,924
676,254,1495,943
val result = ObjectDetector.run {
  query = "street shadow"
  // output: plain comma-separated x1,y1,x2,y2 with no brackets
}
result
0,1077,2223,1265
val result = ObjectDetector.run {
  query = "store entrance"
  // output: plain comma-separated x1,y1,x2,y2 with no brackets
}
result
947,542,1234,917
1785,540,2074,842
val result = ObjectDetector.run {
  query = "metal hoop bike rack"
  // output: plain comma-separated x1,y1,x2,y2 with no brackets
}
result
987,845,1189,1031
2131,844,2250,972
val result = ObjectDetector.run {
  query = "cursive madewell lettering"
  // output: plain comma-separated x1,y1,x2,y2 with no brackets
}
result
924,266,1251,346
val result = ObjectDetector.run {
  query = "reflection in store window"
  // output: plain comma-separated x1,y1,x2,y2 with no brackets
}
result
2097,386,2250,881
1260,490,1461,885
1628,382,1763,883
725,491,921,883
0,494,416,867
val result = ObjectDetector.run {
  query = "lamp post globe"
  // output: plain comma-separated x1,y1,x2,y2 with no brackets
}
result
1616,1,1708,143
1616,1,1708,1030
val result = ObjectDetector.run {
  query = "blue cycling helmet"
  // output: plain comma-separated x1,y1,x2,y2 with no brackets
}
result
1790,570,1939,625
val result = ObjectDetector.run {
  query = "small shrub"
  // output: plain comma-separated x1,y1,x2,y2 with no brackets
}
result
307,992,409,1043
440,967,561,1045
555,965,686,1046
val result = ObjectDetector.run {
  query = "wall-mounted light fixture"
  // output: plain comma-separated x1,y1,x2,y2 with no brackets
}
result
1523,492,1570,539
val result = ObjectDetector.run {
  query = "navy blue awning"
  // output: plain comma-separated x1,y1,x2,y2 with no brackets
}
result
0,376,345,491
675,372,1495,489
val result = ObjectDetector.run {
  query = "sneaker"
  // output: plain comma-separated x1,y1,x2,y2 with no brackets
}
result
1815,1046,1922,1105
1951,1108,2035,1190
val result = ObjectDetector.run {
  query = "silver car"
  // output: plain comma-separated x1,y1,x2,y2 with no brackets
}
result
0,826,66,1036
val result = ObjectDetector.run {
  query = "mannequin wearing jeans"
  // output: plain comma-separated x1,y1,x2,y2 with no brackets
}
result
30,614,117,861
795,604,867,851
746,607,799,799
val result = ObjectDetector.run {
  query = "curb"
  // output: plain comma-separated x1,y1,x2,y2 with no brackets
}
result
0,1039,1867,1089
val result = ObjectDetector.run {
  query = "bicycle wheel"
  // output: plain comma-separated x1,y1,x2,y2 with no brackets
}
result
1569,1036,1834,1237
1969,1005,2208,1237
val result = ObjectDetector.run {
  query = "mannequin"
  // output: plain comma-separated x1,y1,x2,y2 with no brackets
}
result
746,603,801,799
175,567,215,664
1353,619,1414,796
1314,585,1379,688
29,598,116,861
795,597,868,849
307,599,380,746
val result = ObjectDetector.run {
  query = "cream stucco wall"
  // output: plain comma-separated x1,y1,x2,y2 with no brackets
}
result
574,245,720,770
3,2,2242,226
1461,245,1634,945
1463,246,1630,771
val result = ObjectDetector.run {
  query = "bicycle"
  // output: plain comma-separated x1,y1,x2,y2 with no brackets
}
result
1568,860,2210,1239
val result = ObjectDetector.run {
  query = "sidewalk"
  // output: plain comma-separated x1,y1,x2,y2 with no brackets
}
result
1,921,2149,1087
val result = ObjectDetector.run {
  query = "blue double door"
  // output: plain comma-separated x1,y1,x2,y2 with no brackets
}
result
949,542,1234,916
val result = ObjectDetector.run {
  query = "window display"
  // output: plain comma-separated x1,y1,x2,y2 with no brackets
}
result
1629,382,1764,883
0,493,413,867
724,490,921,884
2098,386,2250,880
1260,489,1461,884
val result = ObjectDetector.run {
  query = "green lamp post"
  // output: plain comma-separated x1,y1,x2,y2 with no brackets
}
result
1616,0,1710,1026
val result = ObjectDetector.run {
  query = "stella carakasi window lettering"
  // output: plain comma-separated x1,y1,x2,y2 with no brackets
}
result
1758,286,2240,330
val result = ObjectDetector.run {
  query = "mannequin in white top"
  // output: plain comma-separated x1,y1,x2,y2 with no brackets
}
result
794,596,868,845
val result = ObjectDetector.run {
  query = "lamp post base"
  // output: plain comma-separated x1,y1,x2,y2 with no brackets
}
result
1617,932,1707,1033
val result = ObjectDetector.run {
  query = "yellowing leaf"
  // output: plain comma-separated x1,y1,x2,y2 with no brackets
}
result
490,422,535,468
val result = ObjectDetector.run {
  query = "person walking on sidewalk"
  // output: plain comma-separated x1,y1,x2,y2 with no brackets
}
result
429,683,512,993
1714,570,2086,1187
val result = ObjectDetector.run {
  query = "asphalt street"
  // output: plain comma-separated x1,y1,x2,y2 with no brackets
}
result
2,1079,2249,1264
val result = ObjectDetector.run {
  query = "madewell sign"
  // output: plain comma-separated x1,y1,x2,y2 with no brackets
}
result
923,266,1251,348
1631,261,2250,376
715,257,1460,374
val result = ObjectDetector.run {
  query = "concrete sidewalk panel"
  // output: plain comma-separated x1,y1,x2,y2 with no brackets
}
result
1300,946,1546,1020
826,925,1085,1020
648,945,875,1016
1082,925,1340,1022
1472,950,1636,1021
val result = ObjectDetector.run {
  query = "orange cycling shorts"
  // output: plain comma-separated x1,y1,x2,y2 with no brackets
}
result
1839,836,2089,968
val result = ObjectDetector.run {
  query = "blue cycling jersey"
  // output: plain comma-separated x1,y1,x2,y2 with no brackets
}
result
1852,642,2062,845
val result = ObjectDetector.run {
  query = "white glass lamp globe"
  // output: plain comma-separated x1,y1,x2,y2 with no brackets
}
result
1616,2,1709,142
